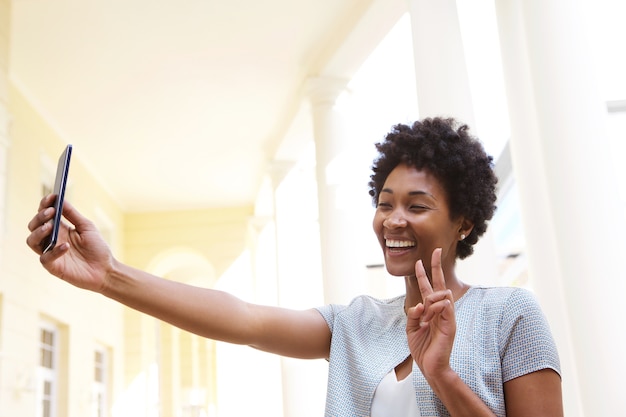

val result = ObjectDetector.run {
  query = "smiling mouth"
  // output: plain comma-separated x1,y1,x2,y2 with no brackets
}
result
385,239,416,248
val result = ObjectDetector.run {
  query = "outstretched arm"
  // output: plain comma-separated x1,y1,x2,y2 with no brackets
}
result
104,262,330,358
27,195,331,359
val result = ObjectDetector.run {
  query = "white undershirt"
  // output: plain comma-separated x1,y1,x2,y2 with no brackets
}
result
371,362,421,417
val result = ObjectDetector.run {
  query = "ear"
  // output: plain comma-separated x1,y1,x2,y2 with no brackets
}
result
457,218,474,241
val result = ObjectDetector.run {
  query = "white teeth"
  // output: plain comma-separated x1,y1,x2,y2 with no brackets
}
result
386,239,416,248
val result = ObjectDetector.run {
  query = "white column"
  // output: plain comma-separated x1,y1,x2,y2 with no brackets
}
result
266,161,298,417
407,0,499,285
494,0,626,415
307,76,366,305
267,161,327,417
407,0,475,124
493,2,583,415
244,210,284,417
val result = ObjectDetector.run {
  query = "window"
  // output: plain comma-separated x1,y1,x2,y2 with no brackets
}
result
92,346,109,417
37,323,58,417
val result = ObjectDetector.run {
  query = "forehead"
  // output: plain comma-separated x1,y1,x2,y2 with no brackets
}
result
382,164,446,197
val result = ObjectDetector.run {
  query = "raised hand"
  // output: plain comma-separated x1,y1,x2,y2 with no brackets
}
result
26,194,114,293
406,248,456,380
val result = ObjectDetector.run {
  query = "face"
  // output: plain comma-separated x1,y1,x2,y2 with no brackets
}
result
372,164,468,278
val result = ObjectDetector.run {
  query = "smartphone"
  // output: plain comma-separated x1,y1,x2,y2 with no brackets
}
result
41,144,73,253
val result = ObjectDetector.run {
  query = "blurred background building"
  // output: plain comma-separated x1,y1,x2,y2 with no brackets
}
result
0,0,625,416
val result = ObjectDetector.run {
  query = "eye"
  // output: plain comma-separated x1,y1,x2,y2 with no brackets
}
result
409,204,429,211
376,201,392,209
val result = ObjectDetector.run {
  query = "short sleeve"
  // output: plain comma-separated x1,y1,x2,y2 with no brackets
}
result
498,289,561,382
315,303,346,333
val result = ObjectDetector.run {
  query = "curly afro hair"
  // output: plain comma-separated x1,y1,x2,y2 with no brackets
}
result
368,117,498,259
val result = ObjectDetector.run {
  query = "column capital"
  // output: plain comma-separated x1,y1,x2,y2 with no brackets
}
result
248,215,273,235
305,76,350,108
266,160,296,189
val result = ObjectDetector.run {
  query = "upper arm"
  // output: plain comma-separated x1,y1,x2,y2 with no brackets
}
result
499,289,562,415
504,368,563,417
247,304,331,359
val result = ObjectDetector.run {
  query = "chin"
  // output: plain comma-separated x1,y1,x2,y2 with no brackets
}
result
384,254,417,277
384,265,414,278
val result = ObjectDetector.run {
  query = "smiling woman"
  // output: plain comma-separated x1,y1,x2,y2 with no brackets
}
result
316,117,562,416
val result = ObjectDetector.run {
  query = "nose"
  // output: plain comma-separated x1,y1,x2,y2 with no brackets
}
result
383,210,407,229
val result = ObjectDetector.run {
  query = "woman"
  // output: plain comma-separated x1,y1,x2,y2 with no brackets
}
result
26,117,563,416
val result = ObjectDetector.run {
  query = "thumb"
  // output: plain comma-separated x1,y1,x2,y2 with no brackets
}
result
61,201,96,232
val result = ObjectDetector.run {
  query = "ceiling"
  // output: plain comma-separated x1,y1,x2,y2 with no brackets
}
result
9,0,404,212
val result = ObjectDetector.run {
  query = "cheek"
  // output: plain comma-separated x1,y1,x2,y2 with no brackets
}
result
372,215,386,247
372,212,384,235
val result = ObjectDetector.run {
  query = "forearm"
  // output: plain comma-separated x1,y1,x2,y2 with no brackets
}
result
427,368,497,417
101,260,255,344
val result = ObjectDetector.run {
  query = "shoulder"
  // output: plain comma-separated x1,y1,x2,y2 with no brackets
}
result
459,286,553,342
459,286,561,380
315,294,405,333
462,286,543,316
464,285,536,303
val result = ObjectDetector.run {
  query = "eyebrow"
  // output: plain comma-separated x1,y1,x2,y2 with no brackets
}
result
380,188,437,200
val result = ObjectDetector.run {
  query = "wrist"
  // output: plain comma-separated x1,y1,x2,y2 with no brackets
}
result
425,366,498,417
424,366,458,395
100,257,123,297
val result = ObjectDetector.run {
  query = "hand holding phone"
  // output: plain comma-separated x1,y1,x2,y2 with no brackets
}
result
41,144,73,253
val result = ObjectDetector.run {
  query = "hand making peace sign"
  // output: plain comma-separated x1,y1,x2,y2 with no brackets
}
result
406,248,457,380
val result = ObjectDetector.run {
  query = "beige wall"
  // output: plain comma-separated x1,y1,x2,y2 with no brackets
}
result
124,205,252,280
0,0,10,241
0,80,126,416
0,74,253,417
0,0,9,102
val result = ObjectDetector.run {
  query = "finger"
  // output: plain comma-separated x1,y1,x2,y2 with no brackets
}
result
420,293,454,323
39,241,70,273
26,220,52,253
42,241,70,259
430,248,447,292
406,303,428,331
27,206,54,232
415,259,433,299
421,289,453,319
406,303,425,320
38,194,56,211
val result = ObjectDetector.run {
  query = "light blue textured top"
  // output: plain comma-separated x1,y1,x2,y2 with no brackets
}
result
315,286,561,417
